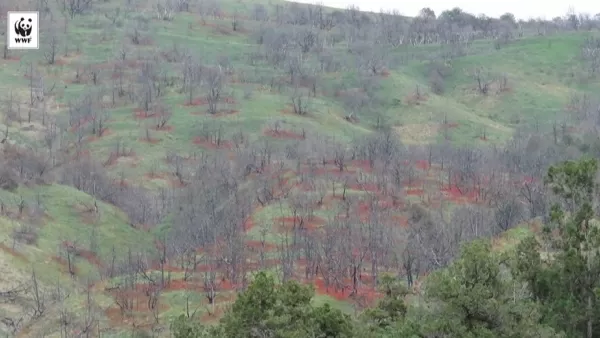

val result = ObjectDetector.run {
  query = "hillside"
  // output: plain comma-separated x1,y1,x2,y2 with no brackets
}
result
0,0,599,336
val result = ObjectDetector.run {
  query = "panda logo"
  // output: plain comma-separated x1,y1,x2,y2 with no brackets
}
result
14,17,33,37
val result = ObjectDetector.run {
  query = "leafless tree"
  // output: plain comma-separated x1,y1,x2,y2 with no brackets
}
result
295,27,319,54
582,37,600,77
352,42,387,75
63,0,94,18
494,196,524,232
30,268,46,318
290,87,310,116
252,4,269,21
174,0,191,12
474,67,492,95
377,9,406,47
43,28,60,65
55,279,74,338
205,66,224,114
181,57,203,105
153,99,172,129
155,0,174,21
136,60,160,113
79,280,98,336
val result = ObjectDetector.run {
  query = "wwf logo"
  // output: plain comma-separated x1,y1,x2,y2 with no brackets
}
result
7,12,39,49
14,17,33,37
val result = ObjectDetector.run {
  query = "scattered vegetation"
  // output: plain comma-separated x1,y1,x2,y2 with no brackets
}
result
0,0,599,336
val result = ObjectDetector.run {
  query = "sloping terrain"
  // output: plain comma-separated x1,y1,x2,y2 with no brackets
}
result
0,0,598,336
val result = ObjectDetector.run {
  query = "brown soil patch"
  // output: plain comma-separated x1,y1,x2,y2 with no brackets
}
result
165,279,199,291
406,188,424,196
169,178,187,188
192,137,233,149
313,277,381,305
184,98,208,106
390,215,409,227
124,60,142,68
441,185,480,204
1,55,21,62
298,165,354,177
54,58,69,66
0,243,28,261
79,249,104,268
349,160,373,172
347,182,379,193
245,240,278,252
415,160,429,171
144,172,164,179
246,258,283,271
110,71,125,80
356,201,371,220
243,217,254,231
264,129,305,140
223,97,236,104
61,241,104,267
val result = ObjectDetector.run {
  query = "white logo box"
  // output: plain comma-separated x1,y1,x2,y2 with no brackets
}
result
7,11,39,50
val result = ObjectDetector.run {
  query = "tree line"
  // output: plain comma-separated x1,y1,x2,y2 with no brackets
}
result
171,156,600,338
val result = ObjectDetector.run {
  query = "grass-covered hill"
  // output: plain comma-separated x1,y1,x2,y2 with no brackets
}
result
0,0,599,336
